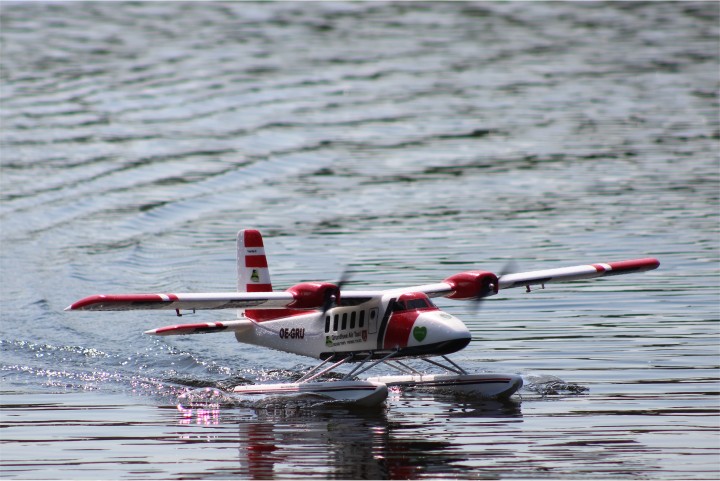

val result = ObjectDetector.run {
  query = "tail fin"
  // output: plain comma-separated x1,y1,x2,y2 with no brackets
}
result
237,229,273,293
237,229,297,322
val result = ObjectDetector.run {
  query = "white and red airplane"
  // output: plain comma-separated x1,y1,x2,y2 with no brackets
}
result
67,229,659,407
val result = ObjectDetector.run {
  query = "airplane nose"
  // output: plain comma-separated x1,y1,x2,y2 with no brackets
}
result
406,311,471,354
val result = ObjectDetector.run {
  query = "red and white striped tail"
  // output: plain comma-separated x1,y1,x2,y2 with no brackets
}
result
237,229,294,322
237,229,272,293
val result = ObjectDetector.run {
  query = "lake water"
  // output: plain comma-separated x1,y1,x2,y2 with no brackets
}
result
1,2,718,479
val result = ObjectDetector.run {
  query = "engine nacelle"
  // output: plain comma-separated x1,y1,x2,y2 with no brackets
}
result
286,282,339,309
443,271,498,300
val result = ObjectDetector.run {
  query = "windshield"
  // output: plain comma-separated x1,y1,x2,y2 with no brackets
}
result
393,296,437,312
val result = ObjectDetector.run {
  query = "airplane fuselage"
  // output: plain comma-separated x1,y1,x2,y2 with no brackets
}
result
236,291,472,361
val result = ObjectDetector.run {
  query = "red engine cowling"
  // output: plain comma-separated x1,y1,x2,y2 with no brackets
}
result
443,271,498,300
286,282,339,309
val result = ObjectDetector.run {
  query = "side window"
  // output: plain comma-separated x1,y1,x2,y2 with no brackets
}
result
369,308,378,334
333,314,339,332
341,313,348,330
358,310,365,328
325,315,330,333
350,311,356,329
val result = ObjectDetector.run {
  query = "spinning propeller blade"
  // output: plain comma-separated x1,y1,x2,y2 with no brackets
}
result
473,260,517,312
321,267,353,317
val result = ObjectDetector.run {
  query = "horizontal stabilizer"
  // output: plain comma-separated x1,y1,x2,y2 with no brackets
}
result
145,319,252,336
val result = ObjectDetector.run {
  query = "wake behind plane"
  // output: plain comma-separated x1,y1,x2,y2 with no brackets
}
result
67,229,659,407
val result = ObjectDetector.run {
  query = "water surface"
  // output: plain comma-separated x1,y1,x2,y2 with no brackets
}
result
1,2,718,479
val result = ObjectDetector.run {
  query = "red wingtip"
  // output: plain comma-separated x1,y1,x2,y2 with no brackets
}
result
66,293,173,310
608,258,660,273
67,294,108,310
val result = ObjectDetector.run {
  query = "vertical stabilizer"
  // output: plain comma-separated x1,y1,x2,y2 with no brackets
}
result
237,229,302,322
237,230,273,293
238,230,293,322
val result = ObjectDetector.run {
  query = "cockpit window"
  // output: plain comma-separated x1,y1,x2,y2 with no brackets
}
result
406,298,430,310
393,296,437,312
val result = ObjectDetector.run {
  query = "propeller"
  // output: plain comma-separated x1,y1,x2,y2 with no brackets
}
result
473,260,517,313
498,260,518,281
320,267,353,319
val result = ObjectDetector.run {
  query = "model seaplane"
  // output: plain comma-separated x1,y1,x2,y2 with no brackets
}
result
66,229,659,407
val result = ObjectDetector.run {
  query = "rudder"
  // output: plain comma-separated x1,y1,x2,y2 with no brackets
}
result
237,230,297,322
237,229,273,293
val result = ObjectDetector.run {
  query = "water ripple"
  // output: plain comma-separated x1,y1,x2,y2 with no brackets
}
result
1,1,718,479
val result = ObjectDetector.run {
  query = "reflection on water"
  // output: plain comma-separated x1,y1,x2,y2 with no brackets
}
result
178,391,522,480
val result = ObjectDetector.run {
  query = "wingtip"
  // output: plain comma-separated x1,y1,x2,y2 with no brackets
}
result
64,303,78,312
607,257,660,273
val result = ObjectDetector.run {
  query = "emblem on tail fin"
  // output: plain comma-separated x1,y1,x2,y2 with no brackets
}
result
237,229,303,323
237,230,272,293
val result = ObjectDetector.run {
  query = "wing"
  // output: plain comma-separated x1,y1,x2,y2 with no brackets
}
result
65,292,297,312
67,258,659,312
66,290,385,312
497,257,660,290
400,257,660,300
